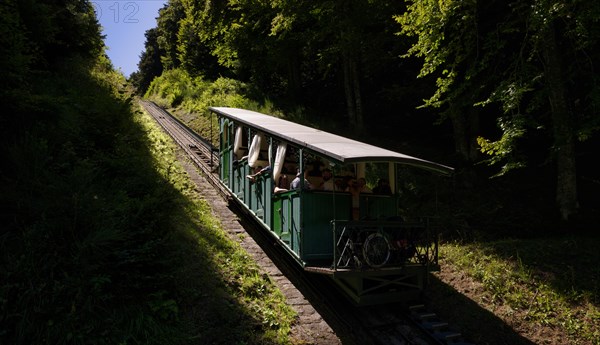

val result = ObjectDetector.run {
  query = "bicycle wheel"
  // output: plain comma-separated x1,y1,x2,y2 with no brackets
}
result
362,232,390,268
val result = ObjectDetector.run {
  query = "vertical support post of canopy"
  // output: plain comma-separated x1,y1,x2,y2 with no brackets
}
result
389,163,396,194
298,148,305,189
356,162,366,178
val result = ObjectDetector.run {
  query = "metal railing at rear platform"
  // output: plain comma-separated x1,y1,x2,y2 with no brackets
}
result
331,219,439,271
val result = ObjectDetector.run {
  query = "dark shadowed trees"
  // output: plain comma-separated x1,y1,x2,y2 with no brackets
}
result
137,0,600,227
398,0,600,221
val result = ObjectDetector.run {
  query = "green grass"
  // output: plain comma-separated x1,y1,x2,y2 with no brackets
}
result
144,69,293,145
137,103,298,344
1,55,296,344
440,238,600,344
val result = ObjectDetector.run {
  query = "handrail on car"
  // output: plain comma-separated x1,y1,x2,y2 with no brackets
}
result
331,218,437,271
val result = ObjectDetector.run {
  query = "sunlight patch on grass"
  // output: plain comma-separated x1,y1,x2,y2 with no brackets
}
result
137,105,297,344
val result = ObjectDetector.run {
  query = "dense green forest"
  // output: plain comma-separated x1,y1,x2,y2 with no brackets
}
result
1,0,598,343
0,0,185,342
133,0,600,235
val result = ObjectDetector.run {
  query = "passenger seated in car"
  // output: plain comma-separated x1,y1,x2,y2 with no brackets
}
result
345,178,361,220
357,177,372,193
344,177,371,193
308,159,324,177
372,178,392,195
274,174,290,193
317,168,335,191
290,169,312,190
339,176,352,191
334,178,344,191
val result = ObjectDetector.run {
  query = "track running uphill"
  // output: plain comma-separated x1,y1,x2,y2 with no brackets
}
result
140,100,476,345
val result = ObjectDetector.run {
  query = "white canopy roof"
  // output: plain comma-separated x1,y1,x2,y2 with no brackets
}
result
209,107,454,174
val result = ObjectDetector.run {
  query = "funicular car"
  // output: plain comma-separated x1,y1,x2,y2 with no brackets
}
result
210,107,453,305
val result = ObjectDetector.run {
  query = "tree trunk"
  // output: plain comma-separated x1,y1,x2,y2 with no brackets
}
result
342,51,364,131
351,57,363,131
450,110,470,162
286,44,302,99
342,53,356,127
467,108,480,162
449,106,481,189
541,21,578,221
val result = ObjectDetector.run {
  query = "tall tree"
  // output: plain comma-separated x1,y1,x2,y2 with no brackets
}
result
1,0,104,131
397,0,600,221
156,0,185,70
271,0,408,130
172,0,233,79
148,0,419,132
397,0,486,164
133,28,163,94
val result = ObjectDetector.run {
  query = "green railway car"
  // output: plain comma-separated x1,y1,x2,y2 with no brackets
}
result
210,107,453,305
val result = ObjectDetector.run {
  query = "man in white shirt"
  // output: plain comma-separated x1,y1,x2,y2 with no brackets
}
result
320,168,335,191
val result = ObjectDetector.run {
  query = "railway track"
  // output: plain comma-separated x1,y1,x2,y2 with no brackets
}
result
142,101,218,174
140,100,476,345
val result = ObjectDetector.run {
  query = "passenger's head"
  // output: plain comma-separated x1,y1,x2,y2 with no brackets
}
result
296,168,308,178
322,168,332,180
358,177,367,187
335,178,343,188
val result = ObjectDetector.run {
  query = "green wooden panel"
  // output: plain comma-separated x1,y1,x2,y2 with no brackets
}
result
299,192,397,263
220,150,230,186
249,175,271,224
290,193,301,256
281,197,291,245
271,192,299,254
273,198,282,236
301,192,351,262
232,163,245,200
264,177,272,229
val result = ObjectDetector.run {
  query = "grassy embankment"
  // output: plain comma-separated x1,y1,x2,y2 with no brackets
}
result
136,100,297,344
1,60,296,344
436,238,599,345
145,67,600,345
